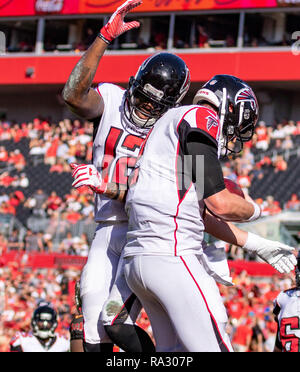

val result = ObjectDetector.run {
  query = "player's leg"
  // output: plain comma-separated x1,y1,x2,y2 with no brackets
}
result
102,250,155,352
124,256,183,352
169,254,233,352
80,223,120,352
126,254,233,352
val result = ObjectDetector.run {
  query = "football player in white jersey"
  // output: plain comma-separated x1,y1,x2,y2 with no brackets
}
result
121,74,297,352
63,0,190,352
273,252,300,352
10,302,70,352
80,74,297,351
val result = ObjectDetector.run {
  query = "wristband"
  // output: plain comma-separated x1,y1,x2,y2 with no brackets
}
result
97,32,110,45
245,200,261,222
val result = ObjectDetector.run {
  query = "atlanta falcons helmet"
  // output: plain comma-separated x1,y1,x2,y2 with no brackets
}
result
31,302,58,340
125,52,190,129
193,74,259,155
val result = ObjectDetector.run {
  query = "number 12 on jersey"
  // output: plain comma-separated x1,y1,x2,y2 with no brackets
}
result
101,127,144,186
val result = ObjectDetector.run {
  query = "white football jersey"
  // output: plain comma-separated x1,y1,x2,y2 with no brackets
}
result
10,332,70,352
124,105,222,257
274,288,300,352
93,83,148,222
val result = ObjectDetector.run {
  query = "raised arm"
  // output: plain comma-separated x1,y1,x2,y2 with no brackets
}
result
62,0,142,119
62,38,107,119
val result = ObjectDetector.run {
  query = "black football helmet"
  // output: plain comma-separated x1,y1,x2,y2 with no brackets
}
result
125,52,190,129
31,302,58,340
193,74,259,155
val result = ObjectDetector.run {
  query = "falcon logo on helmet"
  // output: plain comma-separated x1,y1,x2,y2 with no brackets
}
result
235,87,258,112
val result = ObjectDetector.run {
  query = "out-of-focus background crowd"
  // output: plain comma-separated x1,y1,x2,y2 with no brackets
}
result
1,0,300,352
0,116,299,352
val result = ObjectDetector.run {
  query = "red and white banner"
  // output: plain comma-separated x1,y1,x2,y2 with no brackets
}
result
0,0,285,17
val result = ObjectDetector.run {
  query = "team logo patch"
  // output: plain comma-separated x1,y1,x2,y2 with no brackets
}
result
235,87,258,112
206,115,219,132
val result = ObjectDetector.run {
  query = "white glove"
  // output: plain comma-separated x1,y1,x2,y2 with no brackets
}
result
70,163,106,194
243,232,297,274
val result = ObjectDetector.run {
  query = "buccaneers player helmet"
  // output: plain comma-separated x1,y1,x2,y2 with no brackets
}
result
125,52,190,128
193,74,259,155
31,302,58,340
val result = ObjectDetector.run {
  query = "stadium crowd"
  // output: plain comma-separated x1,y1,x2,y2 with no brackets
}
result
0,258,296,352
0,115,300,239
0,115,299,352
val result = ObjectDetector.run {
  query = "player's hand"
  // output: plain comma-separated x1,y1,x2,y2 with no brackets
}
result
243,232,297,274
70,163,107,194
99,0,142,44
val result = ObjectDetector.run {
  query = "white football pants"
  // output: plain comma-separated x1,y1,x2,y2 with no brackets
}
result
80,222,141,345
124,254,233,352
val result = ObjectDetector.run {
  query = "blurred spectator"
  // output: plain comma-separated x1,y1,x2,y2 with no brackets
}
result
255,121,269,151
281,135,293,150
58,232,74,254
197,25,209,48
23,230,44,252
231,318,253,352
249,316,265,352
45,191,62,216
271,123,286,140
237,169,251,195
7,230,23,252
225,34,235,47
8,149,26,171
285,193,300,211
262,196,282,216
0,171,18,188
0,146,8,164
72,233,89,256
24,189,47,217
42,234,53,253
0,200,16,215
273,155,287,173
18,173,29,188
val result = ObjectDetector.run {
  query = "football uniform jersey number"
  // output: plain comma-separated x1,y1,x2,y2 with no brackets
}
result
102,127,144,185
280,316,300,352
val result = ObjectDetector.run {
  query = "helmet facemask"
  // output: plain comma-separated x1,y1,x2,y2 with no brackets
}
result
194,77,258,158
124,53,190,129
222,100,257,157
125,77,173,129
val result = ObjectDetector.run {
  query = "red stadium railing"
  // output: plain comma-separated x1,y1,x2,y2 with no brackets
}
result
0,50,299,85
0,251,281,276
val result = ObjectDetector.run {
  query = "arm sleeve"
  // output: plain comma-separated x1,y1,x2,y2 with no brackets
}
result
69,314,84,341
185,129,225,199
